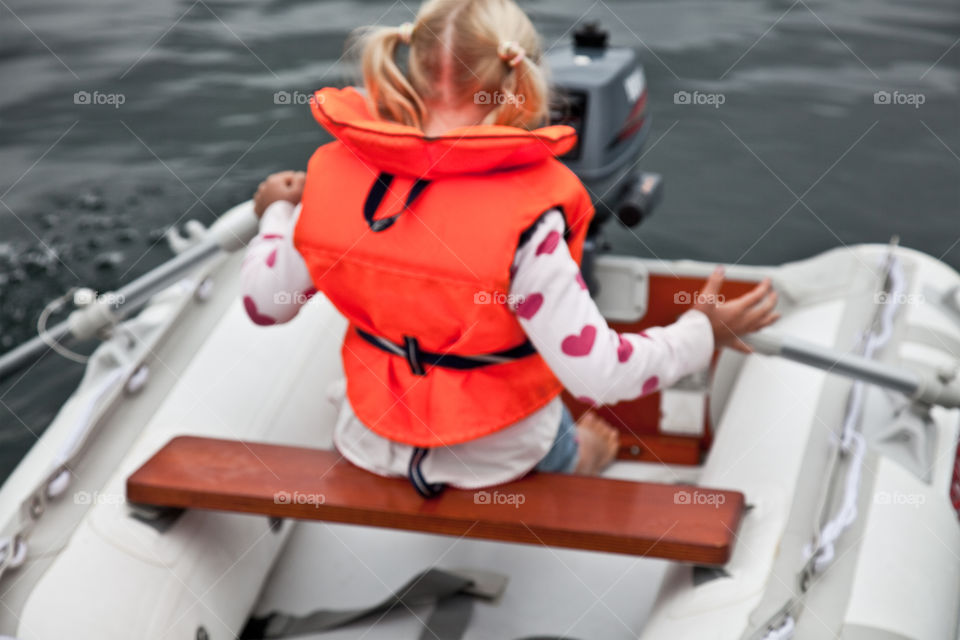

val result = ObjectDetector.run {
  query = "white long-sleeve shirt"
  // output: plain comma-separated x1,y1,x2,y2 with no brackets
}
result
241,201,714,488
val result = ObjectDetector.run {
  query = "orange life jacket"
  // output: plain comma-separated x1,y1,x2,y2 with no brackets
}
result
294,87,595,447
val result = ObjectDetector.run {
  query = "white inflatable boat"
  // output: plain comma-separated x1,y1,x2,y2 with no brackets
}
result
2,23,959,640
1,198,959,640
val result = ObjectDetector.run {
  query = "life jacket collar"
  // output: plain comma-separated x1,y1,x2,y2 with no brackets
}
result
311,87,578,179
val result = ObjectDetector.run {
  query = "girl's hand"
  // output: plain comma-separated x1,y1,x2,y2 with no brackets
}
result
692,266,780,353
253,171,306,218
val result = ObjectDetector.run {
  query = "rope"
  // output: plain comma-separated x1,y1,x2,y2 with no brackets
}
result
0,328,142,582
804,256,905,575
756,252,906,639
0,363,130,581
761,615,796,640
37,289,89,364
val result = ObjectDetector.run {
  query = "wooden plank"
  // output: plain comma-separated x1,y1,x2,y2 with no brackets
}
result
127,436,745,565
615,432,704,465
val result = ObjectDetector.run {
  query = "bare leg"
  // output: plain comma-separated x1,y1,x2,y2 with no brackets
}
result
572,410,619,475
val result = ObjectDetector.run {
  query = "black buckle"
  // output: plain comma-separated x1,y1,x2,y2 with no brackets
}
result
355,327,536,373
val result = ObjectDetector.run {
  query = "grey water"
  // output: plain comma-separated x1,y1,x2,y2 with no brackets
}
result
0,0,958,481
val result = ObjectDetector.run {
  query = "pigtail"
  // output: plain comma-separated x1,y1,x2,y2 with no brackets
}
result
360,25,427,129
488,42,549,129
355,0,550,132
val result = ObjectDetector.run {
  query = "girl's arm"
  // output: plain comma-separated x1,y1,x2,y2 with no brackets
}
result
509,210,777,406
240,175,315,326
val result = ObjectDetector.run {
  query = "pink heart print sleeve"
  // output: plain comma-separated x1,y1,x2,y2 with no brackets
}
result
508,210,714,405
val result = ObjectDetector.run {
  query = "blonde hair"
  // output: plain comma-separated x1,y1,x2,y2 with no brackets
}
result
357,0,549,131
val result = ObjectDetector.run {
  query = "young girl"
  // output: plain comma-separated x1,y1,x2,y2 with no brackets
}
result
241,0,778,495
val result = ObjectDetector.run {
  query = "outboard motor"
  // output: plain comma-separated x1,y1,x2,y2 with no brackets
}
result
547,23,663,287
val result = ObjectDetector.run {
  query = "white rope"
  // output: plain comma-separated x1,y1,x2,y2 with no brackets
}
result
805,431,866,572
52,367,127,471
0,353,133,581
36,289,90,364
750,253,906,640
761,614,796,640
804,256,905,575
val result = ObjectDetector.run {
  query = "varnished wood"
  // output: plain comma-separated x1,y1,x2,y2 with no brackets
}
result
127,435,745,565
615,432,704,465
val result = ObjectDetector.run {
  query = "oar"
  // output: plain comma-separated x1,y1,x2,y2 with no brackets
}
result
0,202,259,383
745,331,960,408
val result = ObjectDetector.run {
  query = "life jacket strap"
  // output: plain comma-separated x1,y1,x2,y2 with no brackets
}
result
408,447,445,498
364,172,431,232
355,327,537,376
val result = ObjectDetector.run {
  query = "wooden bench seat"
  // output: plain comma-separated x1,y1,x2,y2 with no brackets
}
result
126,436,745,565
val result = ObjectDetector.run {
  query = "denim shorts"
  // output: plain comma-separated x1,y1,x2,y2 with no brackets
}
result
535,404,579,473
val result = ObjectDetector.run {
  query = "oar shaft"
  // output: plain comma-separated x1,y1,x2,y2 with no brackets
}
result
747,332,919,394
65,238,223,341
0,202,258,383
745,332,960,408
0,323,72,381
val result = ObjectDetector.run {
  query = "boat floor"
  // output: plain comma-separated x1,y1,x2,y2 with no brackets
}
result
252,462,699,639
